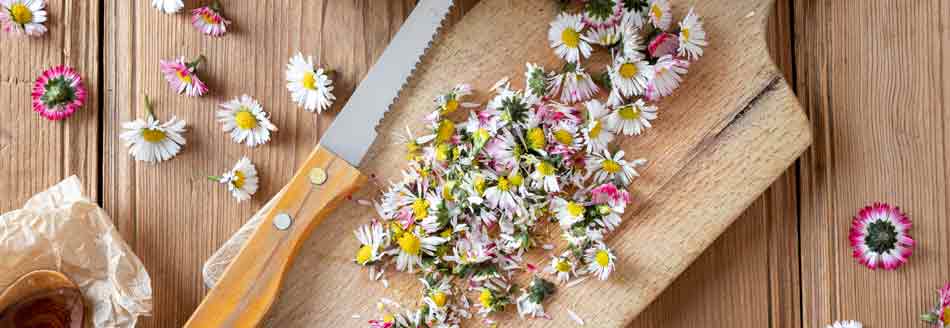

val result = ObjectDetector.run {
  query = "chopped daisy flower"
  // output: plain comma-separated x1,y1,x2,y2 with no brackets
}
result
524,63,551,101
609,55,653,98
354,222,388,265
587,150,645,186
548,13,592,63
515,277,555,319
151,0,183,14
584,25,622,47
394,226,446,273
553,197,586,229
585,243,616,280
826,320,863,328
160,55,209,97
582,0,624,28
647,0,672,30
849,202,914,270
32,65,86,121
590,182,631,211
619,7,645,32
216,94,277,147
434,83,477,116
474,285,511,316
645,55,689,101
484,175,523,216
678,8,707,60
119,95,187,163
550,63,599,104
546,253,576,283
285,52,336,113
647,31,679,58
209,157,259,202
530,160,560,193
0,0,46,36
583,100,615,153
191,1,231,37
606,99,657,136
920,283,950,327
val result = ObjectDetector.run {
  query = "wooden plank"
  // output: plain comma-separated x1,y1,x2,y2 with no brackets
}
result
263,0,810,326
633,1,801,327
797,0,950,327
0,0,99,211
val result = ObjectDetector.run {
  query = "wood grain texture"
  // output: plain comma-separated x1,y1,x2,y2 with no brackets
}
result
797,1,950,326
261,0,810,327
0,0,99,212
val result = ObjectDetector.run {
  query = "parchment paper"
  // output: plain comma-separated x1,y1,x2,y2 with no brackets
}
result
0,176,152,327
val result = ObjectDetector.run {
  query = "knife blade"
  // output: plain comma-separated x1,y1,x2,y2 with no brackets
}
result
184,1,455,327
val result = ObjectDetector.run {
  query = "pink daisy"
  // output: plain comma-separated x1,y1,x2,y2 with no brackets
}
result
191,2,230,37
160,56,209,97
647,32,679,58
921,283,950,327
849,202,914,270
31,65,86,120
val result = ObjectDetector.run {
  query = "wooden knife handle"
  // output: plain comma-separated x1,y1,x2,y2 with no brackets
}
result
184,146,365,328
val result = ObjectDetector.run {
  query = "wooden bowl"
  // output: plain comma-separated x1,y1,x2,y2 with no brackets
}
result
0,270,84,328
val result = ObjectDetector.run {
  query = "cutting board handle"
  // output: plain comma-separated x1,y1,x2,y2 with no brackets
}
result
184,146,365,328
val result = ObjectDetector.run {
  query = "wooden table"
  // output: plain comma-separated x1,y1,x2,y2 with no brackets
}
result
0,1,944,327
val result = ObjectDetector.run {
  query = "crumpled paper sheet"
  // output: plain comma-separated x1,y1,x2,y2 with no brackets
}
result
0,176,152,327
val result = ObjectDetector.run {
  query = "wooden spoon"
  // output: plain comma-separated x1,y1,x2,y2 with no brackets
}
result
0,270,84,328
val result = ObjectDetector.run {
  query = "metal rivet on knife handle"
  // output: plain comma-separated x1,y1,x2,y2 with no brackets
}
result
273,213,293,231
309,167,328,185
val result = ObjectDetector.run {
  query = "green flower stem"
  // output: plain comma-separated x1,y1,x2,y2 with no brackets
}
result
143,94,155,118
187,55,207,71
208,175,223,182
210,0,222,12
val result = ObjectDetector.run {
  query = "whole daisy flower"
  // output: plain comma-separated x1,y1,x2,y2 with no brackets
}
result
209,156,259,202
354,222,388,265
584,25,622,47
553,197,586,229
119,95,187,163
921,283,950,327
609,55,653,98
285,52,336,113
151,0,183,14
550,63,599,104
548,13,592,63
191,1,231,37
582,0,624,28
32,65,86,120
160,55,209,97
849,202,914,270
584,243,616,280
583,100,615,153
644,55,689,101
678,8,707,61
606,99,658,136
826,320,862,328
586,149,645,186
434,83,476,116
394,226,447,272
0,0,46,36
647,32,679,58
646,0,672,30
216,94,277,147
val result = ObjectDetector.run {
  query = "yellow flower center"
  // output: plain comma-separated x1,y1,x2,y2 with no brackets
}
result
590,120,603,138
561,28,580,48
555,260,571,272
442,99,459,114
479,289,494,308
10,3,31,24
176,69,192,84
411,198,429,220
356,245,373,265
389,222,405,238
406,141,420,161
619,63,639,79
201,13,218,24
595,250,611,267
602,159,621,173
474,128,490,145
302,71,317,90
442,180,456,201
566,201,584,217
397,233,422,255
650,4,663,20
537,161,555,176
435,143,450,161
440,228,453,239
473,175,485,196
554,129,573,145
618,105,641,120
383,314,395,323
141,129,167,143
436,120,455,143
527,127,546,150
431,291,448,308
942,307,950,325
234,110,258,130
509,173,523,186
497,177,510,192
681,28,691,40
232,171,246,189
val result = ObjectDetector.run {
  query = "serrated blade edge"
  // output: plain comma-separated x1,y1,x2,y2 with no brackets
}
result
320,0,454,167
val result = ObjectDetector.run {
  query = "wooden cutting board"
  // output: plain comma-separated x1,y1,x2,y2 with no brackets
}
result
261,0,810,326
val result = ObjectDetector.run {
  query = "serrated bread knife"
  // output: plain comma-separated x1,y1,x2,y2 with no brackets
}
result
184,1,454,326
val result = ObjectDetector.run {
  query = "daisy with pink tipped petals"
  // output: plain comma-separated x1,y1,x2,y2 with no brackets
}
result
644,55,689,101
581,0,624,28
32,65,86,121
849,202,914,270
191,1,230,37
647,32,679,58
647,0,672,30
678,8,708,61
1,0,47,36
921,283,950,327
160,55,209,97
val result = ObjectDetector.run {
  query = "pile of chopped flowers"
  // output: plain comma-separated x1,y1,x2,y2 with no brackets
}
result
354,1,707,326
